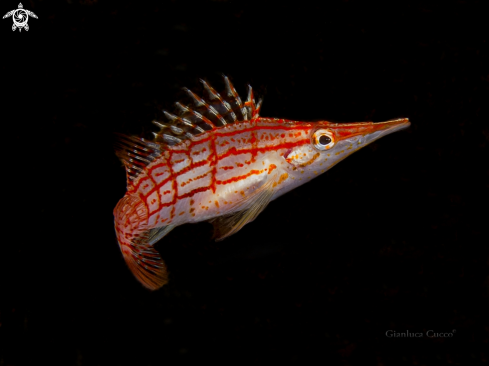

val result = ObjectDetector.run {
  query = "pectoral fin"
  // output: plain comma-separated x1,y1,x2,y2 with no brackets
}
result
209,173,277,241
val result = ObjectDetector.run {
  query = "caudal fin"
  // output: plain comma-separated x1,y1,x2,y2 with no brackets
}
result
114,195,170,290
120,236,169,290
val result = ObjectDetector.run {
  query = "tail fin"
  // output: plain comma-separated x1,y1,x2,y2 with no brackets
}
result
114,195,170,290
120,235,169,290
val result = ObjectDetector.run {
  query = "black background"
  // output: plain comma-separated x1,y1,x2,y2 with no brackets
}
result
1,0,488,365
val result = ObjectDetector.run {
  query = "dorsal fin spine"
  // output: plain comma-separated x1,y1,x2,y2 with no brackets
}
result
183,88,205,107
175,102,215,131
153,119,170,129
200,79,220,100
189,109,216,130
224,76,248,120
244,85,256,118
127,152,152,164
253,98,263,118
184,87,227,126
201,79,237,122
161,134,182,145
174,103,206,132
161,110,197,134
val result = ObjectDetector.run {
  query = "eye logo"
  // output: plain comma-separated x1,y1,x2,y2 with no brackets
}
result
3,3,38,32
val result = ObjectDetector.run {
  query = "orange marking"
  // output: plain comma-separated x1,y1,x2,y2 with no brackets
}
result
296,152,320,167
192,147,207,156
273,172,289,187
251,129,258,162
217,169,264,185
268,164,277,174
181,171,211,187
215,201,219,208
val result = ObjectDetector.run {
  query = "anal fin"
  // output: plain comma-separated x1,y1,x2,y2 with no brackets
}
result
209,173,277,241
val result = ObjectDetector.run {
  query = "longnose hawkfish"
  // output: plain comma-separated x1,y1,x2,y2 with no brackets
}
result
114,76,410,290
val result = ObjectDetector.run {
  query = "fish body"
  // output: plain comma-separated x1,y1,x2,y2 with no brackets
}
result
114,76,410,290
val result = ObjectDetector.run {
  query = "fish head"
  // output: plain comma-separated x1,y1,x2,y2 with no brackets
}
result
282,118,410,179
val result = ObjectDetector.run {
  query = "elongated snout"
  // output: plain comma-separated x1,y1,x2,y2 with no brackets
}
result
361,118,411,144
327,118,410,145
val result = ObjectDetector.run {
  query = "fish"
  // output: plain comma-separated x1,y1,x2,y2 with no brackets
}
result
113,75,410,290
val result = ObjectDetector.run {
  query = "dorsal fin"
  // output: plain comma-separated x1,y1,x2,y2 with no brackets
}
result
151,75,263,145
115,76,263,184
114,134,163,185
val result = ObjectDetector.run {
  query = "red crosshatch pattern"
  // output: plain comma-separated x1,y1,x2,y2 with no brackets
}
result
113,116,314,290
126,119,311,225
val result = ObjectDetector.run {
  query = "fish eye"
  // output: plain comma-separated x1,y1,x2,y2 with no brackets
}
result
312,129,335,150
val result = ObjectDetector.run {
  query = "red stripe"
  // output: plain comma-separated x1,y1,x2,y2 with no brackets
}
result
209,135,218,193
169,124,309,153
177,185,212,200
216,169,263,185
218,139,309,160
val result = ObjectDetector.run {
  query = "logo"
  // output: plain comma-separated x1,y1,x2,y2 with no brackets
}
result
3,3,38,32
